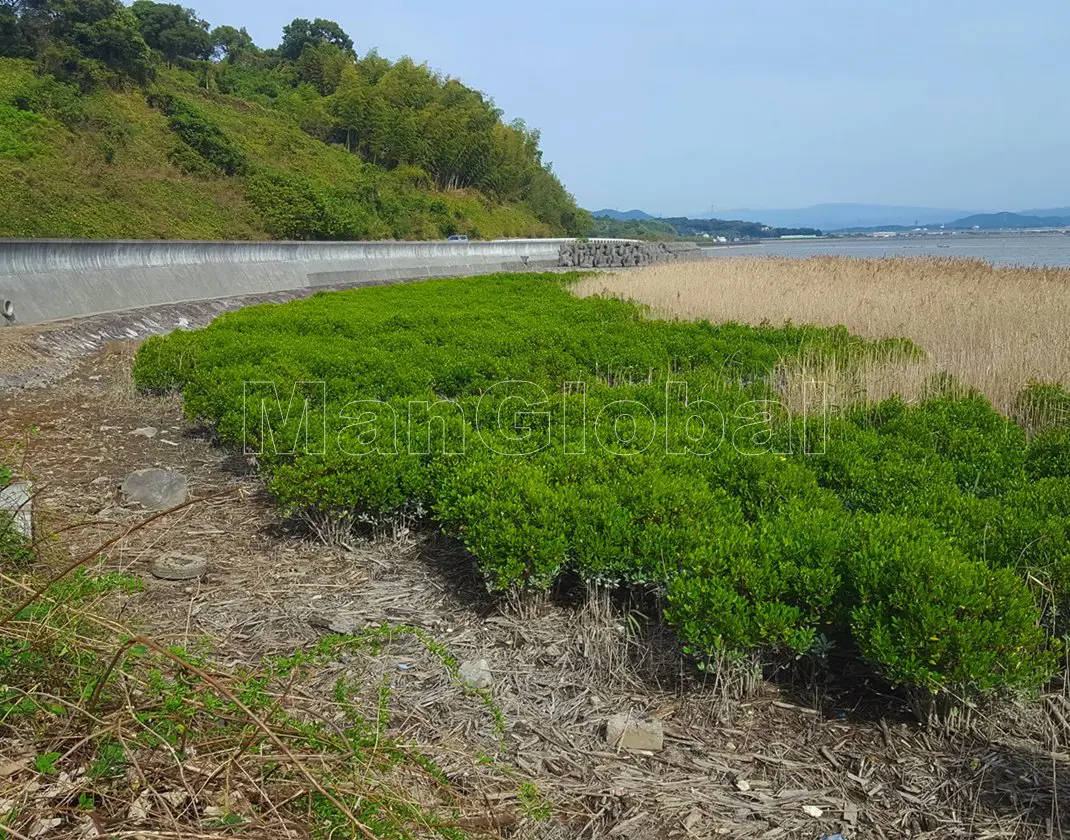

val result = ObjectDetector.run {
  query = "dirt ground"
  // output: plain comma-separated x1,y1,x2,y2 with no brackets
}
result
2,335,1069,839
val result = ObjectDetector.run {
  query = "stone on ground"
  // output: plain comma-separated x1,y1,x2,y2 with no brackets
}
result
458,658,493,690
131,426,158,438
151,553,207,580
605,712,664,752
309,613,364,635
0,481,32,540
121,468,187,510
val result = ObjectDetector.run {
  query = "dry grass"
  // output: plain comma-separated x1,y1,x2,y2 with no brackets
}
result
573,256,1070,419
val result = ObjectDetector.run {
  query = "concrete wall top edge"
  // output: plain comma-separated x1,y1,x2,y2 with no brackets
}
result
0,238,640,274
0,239,591,274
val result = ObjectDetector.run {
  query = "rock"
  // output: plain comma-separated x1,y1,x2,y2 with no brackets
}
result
802,805,824,818
734,778,751,792
458,658,493,690
605,712,664,753
121,468,187,510
151,553,207,580
0,481,32,540
309,613,364,635
131,427,158,438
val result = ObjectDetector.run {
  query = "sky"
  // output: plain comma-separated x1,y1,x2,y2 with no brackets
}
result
193,0,1069,216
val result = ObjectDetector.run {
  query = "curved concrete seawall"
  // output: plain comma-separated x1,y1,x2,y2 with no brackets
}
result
0,238,581,326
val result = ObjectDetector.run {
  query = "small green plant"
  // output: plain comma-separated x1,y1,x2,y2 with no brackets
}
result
517,781,552,821
33,751,60,775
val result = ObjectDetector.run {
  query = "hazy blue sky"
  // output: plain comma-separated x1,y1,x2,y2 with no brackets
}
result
197,1,1068,215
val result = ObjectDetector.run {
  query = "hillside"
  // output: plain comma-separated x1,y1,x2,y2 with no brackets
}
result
944,211,1070,230
0,4,589,240
589,208,657,221
591,212,820,240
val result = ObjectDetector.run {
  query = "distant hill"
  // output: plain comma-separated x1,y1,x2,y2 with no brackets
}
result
1019,207,1070,219
707,203,978,231
590,214,820,241
591,209,658,221
943,212,1070,230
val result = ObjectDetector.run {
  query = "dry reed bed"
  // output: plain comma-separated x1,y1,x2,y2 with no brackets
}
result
573,256,1070,418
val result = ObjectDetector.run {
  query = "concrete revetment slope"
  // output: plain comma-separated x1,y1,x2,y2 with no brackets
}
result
0,238,570,325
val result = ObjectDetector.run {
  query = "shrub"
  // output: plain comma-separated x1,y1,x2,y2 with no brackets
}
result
10,74,85,125
131,330,198,392
436,457,572,590
242,170,383,240
875,395,1027,497
1025,427,1070,479
931,479,1070,616
133,274,1059,699
147,91,247,175
844,515,1053,694
35,44,112,93
1016,380,1070,432
244,170,331,239
812,422,962,515
0,102,46,160
668,501,845,658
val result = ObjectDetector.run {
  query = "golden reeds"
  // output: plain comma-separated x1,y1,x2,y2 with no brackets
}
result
573,256,1070,417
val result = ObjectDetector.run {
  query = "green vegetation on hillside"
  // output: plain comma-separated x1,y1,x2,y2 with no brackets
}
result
134,273,1070,704
0,0,589,239
589,216,680,240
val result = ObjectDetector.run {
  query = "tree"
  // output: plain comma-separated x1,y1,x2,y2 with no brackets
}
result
294,40,347,95
0,1,29,57
210,23,251,61
328,64,368,151
38,0,156,84
279,16,352,60
79,7,155,82
130,0,212,64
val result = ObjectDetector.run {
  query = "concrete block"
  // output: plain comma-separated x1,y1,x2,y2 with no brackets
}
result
605,712,664,752
0,481,32,540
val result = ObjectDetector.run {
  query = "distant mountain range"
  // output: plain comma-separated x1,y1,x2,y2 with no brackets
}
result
1021,207,1070,218
942,211,1070,230
590,203,1070,232
703,204,977,230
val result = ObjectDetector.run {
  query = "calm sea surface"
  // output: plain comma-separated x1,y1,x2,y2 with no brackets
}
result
701,233,1070,268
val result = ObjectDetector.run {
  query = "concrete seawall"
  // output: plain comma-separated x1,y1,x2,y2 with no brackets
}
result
0,238,579,326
